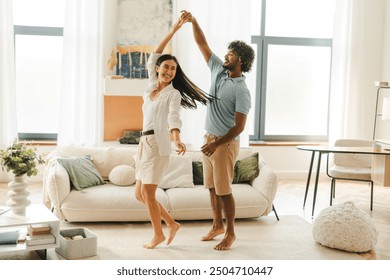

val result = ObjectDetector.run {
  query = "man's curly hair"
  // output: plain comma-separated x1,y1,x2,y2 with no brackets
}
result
228,40,255,73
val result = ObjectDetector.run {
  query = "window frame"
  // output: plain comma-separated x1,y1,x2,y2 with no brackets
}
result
250,0,333,142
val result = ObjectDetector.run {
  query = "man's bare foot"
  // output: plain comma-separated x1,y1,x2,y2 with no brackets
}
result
214,233,236,250
143,235,166,249
166,222,180,245
201,227,225,241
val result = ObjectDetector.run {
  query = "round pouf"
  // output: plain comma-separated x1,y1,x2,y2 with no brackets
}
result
312,202,377,253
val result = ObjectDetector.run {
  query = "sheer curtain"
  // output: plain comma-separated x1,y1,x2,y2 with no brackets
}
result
0,0,17,148
329,0,386,143
0,0,17,181
328,0,352,143
58,0,105,147
174,0,252,150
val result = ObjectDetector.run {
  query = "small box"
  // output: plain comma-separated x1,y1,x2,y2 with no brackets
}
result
55,228,97,259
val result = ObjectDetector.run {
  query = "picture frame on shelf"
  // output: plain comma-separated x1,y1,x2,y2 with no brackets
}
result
119,131,141,144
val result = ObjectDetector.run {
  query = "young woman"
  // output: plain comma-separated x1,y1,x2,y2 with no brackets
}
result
134,14,210,249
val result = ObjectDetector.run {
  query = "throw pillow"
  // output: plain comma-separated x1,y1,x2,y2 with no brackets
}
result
159,155,194,189
192,161,204,185
109,165,136,186
232,152,260,184
57,155,105,191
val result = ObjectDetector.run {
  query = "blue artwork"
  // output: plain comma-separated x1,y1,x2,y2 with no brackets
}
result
114,0,172,79
116,52,150,79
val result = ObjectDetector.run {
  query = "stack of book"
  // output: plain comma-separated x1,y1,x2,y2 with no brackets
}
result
26,223,56,246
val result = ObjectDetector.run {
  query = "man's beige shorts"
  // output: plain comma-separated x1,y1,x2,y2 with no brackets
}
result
202,133,239,196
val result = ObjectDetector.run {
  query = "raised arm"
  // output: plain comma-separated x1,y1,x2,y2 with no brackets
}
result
183,11,212,63
153,13,189,54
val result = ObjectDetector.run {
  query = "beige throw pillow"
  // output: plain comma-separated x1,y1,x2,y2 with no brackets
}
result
109,165,136,186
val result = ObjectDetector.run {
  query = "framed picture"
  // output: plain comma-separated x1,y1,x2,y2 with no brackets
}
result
112,0,173,79
120,130,141,144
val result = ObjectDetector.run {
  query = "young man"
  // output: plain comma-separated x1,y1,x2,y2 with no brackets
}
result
183,11,255,250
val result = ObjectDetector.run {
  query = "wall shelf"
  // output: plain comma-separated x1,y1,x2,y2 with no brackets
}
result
104,76,147,96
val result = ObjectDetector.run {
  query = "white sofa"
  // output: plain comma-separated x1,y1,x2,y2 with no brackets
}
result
43,146,278,222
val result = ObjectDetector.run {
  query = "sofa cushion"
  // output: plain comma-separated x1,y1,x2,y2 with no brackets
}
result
109,165,136,186
60,184,170,222
159,155,194,189
233,152,260,183
192,161,204,185
57,155,105,191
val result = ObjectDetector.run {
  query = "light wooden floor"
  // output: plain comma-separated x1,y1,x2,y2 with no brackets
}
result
1,178,390,259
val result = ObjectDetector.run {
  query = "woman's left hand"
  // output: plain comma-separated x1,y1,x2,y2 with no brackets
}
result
175,140,187,155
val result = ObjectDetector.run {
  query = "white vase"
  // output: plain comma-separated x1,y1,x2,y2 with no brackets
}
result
7,175,31,215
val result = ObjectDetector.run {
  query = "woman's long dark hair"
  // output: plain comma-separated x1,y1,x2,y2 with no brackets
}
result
156,54,213,109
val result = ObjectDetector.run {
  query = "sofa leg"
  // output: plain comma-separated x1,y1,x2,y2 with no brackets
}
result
272,204,280,221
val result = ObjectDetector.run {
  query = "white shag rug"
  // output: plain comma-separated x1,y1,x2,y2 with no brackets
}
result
1,215,365,260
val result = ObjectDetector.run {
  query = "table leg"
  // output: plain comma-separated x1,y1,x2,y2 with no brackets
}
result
36,249,47,260
311,152,322,217
303,151,315,208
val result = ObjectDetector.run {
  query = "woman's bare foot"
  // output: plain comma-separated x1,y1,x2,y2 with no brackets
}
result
143,235,166,249
201,227,225,241
166,222,180,245
214,233,236,250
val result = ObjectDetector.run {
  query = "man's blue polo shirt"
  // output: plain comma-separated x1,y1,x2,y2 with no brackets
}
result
205,53,251,139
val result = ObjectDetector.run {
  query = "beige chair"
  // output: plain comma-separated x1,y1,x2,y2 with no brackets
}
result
326,139,374,210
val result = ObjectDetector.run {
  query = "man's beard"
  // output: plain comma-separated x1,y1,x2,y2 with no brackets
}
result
223,63,235,71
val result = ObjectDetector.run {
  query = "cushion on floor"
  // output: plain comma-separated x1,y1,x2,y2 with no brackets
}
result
312,201,378,253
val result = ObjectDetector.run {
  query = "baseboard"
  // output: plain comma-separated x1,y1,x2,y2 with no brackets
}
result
275,171,330,181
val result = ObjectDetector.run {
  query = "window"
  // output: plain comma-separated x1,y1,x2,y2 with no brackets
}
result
13,0,66,141
249,0,336,142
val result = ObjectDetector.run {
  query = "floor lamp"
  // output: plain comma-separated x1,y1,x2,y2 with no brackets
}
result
374,97,390,142
382,97,390,121
373,85,390,140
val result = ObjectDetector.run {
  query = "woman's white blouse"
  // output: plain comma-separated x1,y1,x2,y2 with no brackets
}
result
143,53,182,156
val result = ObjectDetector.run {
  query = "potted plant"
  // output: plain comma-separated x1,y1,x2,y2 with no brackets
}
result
0,140,45,215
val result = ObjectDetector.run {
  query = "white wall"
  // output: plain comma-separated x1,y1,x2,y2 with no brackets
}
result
102,0,118,77
382,2,390,80
251,146,319,180
345,0,386,139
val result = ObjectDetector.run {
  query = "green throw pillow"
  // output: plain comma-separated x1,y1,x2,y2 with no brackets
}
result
192,161,204,185
57,155,105,190
232,153,260,184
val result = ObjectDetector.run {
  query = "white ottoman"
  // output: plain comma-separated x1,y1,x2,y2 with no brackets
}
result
312,202,377,253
